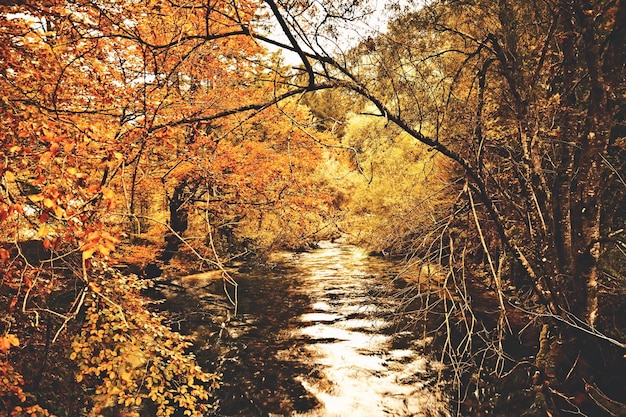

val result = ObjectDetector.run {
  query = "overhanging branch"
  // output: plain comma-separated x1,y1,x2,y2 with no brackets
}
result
263,0,316,90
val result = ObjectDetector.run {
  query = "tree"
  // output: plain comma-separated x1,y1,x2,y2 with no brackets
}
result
1,0,344,412
252,0,626,414
2,0,624,414
0,0,307,414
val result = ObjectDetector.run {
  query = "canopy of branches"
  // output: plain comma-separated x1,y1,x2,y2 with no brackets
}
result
1,0,624,416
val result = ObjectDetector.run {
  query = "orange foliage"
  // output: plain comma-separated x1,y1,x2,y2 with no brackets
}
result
0,0,335,414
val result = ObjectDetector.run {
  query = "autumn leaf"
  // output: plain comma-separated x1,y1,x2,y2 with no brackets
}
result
0,333,20,352
43,198,55,208
37,224,50,238
98,244,111,256
49,142,60,155
101,186,115,199
101,231,120,244
64,141,75,153
9,296,18,311
40,151,52,165
29,194,44,203
82,248,96,260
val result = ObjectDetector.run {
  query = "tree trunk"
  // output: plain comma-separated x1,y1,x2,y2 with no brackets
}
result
160,181,190,264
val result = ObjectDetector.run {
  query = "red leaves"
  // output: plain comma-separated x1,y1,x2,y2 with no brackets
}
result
8,296,18,312
0,248,10,261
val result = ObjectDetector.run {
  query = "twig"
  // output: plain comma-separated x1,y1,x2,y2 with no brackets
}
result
204,194,238,315
467,184,511,333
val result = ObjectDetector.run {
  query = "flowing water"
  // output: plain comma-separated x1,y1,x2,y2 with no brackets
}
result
172,241,450,417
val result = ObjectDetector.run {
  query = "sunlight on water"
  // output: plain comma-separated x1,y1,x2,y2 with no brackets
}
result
299,312,343,323
286,241,450,417
311,301,332,311
178,240,449,417
299,324,390,347
340,318,388,330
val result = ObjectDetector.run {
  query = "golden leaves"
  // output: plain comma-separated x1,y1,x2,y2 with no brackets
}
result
0,333,19,352
81,230,120,260
69,267,217,416
37,224,51,239
28,194,44,203
101,186,115,200
3,170,16,181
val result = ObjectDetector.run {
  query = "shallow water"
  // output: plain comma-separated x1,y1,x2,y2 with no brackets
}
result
177,241,450,417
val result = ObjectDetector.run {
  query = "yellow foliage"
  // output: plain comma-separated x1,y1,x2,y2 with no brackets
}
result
0,333,20,352
335,112,453,251
70,264,219,416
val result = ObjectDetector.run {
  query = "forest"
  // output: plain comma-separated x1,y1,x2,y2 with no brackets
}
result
0,0,625,416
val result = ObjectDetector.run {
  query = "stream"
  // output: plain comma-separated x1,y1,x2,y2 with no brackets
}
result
168,241,451,417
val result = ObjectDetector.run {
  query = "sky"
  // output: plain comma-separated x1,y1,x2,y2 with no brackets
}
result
259,0,423,66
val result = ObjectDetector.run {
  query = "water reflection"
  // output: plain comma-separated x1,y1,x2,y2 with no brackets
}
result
177,241,449,416
279,241,449,417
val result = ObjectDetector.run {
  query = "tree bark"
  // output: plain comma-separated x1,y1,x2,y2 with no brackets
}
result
160,181,190,264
